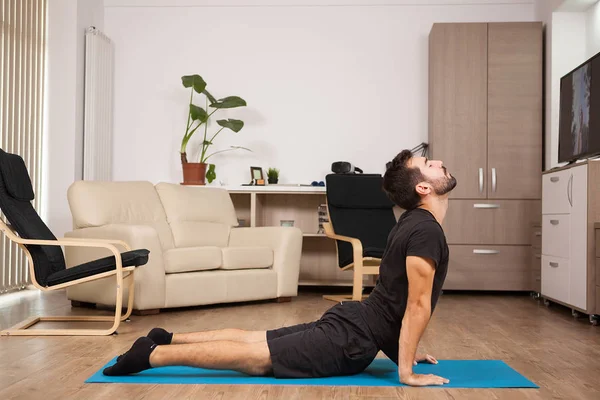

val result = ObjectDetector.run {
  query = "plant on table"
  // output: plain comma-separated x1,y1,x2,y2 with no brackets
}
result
180,74,250,185
267,168,279,184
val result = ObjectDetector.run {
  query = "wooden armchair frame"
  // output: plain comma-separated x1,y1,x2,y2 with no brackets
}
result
0,220,136,336
322,221,381,302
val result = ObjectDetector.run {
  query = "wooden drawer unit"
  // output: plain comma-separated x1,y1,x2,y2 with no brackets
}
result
596,286,600,317
444,245,530,290
443,200,541,245
531,225,542,248
596,226,600,321
531,253,541,292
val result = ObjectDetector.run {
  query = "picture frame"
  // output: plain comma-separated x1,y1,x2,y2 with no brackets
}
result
250,166,265,185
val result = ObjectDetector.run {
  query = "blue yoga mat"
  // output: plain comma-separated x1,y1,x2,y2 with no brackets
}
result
86,358,539,388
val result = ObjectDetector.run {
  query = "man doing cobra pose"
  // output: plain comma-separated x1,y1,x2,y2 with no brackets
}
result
104,149,457,387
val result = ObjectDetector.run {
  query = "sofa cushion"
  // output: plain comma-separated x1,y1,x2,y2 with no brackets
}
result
169,221,231,249
164,247,222,273
155,183,238,248
221,246,273,270
67,181,175,250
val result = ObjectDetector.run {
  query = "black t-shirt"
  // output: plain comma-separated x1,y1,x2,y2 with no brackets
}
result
361,207,449,364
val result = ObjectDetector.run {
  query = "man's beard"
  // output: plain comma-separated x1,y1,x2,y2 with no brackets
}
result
431,174,457,195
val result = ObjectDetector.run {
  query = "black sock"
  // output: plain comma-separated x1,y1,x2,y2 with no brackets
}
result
104,337,156,376
116,328,173,362
147,327,173,345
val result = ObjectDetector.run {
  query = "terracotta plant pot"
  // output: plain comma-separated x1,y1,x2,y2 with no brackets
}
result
181,162,207,185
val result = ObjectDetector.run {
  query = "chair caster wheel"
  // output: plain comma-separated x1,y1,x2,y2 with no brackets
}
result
590,315,599,326
543,299,551,307
125,318,131,323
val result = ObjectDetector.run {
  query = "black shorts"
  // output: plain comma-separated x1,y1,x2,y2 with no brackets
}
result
266,301,378,378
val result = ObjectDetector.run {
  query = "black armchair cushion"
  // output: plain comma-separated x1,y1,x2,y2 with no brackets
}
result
327,173,394,209
0,150,35,201
326,174,396,268
364,247,385,259
46,249,149,287
339,246,385,269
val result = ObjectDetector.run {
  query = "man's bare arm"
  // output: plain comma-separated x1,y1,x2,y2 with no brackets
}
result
398,256,449,386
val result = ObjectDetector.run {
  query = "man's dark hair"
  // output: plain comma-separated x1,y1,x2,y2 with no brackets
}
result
383,150,424,210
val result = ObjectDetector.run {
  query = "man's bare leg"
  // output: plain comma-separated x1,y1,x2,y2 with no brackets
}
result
172,329,266,344
151,340,272,375
116,328,268,363
104,337,272,376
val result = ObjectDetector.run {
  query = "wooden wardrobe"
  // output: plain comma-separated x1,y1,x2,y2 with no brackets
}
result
428,22,543,291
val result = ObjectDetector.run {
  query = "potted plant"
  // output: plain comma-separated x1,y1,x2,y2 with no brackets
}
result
267,168,279,184
180,74,250,185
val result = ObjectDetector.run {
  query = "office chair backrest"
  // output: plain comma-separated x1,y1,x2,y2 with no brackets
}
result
325,173,397,268
0,149,66,286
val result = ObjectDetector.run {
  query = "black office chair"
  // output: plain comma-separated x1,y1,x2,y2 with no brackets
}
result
323,173,397,302
0,148,149,336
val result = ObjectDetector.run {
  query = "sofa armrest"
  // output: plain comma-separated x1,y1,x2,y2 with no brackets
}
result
64,224,166,310
228,226,303,297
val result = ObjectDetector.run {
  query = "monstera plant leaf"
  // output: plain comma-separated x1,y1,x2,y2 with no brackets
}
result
181,75,207,94
203,89,217,104
206,164,216,183
210,96,247,109
190,104,208,122
217,119,244,132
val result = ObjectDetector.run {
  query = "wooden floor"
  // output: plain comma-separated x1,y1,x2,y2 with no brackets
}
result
0,288,599,400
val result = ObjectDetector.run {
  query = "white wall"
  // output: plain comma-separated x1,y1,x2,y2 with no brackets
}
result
104,0,535,186
44,0,104,237
586,1,600,57
535,0,565,169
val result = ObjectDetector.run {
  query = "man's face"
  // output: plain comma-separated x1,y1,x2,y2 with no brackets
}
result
409,156,457,195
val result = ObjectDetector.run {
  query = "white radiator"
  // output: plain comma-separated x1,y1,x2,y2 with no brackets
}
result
83,26,114,181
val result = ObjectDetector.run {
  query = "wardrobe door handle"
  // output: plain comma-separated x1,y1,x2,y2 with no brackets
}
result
550,176,559,183
534,231,542,236
550,219,559,225
549,262,559,268
473,249,500,255
568,174,573,207
473,204,500,209
491,168,497,192
479,168,484,193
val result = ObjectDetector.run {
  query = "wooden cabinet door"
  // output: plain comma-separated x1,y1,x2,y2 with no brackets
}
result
429,23,488,199
487,22,543,199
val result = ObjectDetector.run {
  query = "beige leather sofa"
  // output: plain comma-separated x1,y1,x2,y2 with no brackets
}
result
63,181,303,312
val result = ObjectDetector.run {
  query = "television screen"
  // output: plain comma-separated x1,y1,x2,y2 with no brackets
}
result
558,54,600,163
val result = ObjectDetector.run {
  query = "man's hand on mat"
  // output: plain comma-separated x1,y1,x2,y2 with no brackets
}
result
413,353,438,365
400,373,450,386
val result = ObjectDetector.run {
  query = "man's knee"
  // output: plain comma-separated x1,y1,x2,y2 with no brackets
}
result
246,362,272,376
244,341,272,376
